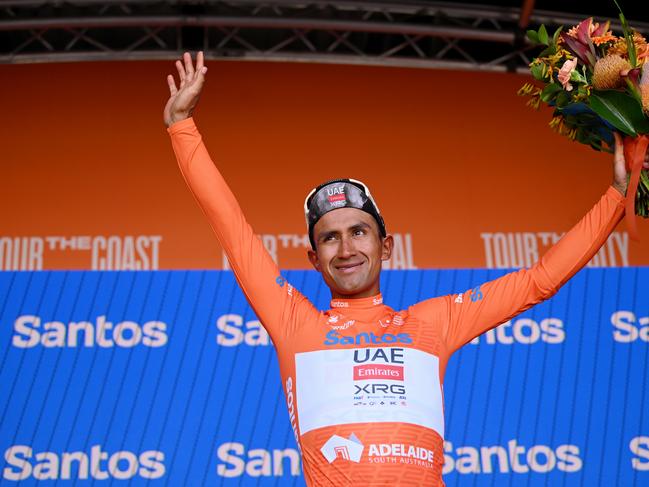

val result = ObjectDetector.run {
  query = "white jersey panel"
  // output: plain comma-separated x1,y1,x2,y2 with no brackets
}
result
295,347,444,437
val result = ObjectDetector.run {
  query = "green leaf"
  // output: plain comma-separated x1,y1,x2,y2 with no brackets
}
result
530,63,547,81
590,90,649,136
570,70,587,84
614,0,637,66
552,26,563,46
540,83,561,102
555,91,572,108
577,83,590,95
575,129,589,145
538,24,549,45
526,29,540,44
538,46,556,58
625,77,642,104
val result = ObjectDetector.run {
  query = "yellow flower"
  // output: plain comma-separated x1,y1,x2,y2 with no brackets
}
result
518,82,537,96
592,54,632,89
549,116,577,140
518,83,542,110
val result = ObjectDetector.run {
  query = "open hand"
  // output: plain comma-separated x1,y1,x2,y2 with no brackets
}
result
163,51,207,127
612,132,649,196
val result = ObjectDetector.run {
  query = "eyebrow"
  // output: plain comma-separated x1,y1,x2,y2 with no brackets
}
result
349,222,371,232
316,222,372,242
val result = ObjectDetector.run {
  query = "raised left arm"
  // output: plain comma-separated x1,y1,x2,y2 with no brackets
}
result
438,134,647,354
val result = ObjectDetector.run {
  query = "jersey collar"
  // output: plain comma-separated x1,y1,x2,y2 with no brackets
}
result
330,294,384,310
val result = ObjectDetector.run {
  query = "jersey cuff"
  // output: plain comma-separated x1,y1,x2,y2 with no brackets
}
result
605,185,625,205
167,117,196,135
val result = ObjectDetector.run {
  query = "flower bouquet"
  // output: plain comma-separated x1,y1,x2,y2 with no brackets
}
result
518,3,649,238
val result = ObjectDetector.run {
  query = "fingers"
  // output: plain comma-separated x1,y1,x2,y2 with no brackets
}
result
195,51,207,86
183,52,195,77
172,52,206,94
175,60,186,87
613,131,624,164
196,51,204,74
166,74,178,96
613,131,622,149
192,68,207,94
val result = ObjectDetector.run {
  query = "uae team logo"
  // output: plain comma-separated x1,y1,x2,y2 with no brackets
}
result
326,185,347,208
320,434,364,463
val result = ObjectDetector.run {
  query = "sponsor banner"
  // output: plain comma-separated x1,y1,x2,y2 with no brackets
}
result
442,440,582,475
0,269,647,485
353,364,404,381
479,231,631,269
2,61,648,271
2,445,165,481
0,235,163,271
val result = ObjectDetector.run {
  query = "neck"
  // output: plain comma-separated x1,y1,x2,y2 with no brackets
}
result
331,285,381,301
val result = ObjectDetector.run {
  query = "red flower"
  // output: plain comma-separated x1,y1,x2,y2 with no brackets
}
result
562,18,611,67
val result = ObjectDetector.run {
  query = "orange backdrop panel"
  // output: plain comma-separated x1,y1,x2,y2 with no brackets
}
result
1,61,647,270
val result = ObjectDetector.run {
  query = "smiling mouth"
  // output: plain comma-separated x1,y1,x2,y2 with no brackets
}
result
336,262,364,273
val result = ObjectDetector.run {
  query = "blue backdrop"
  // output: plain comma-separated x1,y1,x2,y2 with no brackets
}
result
1,269,648,486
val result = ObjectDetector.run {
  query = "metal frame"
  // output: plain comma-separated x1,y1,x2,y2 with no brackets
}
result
1,1,648,72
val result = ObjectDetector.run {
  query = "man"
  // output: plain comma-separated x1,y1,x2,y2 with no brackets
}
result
165,52,643,486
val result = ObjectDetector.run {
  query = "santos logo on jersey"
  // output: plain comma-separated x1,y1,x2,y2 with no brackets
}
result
324,331,413,346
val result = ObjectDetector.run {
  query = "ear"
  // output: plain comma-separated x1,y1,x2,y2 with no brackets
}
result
307,248,322,271
381,234,394,262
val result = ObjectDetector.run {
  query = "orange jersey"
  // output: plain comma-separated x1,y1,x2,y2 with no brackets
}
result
169,117,625,486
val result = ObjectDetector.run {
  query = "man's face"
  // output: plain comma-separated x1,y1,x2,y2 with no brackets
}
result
308,208,393,299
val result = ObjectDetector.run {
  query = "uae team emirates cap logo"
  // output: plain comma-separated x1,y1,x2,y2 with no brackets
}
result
320,433,364,463
326,185,347,208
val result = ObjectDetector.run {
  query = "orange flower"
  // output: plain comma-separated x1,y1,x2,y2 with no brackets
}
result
593,33,617,46
609,32,649,61
639,44,649,61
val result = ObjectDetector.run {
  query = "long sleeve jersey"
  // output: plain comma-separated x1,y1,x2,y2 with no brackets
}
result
168,117,625,486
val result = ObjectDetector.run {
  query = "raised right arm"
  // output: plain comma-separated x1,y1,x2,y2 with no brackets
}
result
165,53,316,344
